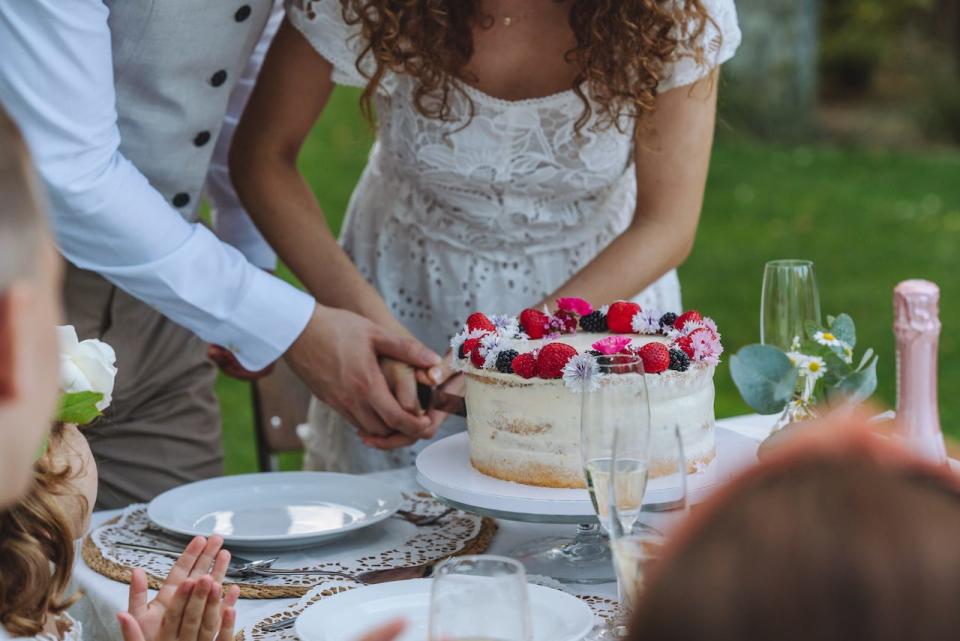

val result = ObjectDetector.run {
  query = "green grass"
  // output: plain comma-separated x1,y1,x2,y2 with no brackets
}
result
219,87,960,474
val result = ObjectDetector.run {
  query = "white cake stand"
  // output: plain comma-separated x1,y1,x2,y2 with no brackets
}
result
416,427,761,583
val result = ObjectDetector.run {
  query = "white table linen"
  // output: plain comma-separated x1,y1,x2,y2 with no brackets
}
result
71,415,776,641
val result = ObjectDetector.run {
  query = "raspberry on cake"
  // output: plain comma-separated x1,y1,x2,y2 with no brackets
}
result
519,308,550,339
454,299,721,489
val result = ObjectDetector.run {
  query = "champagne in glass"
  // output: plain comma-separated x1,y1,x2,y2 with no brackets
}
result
580,355,651,535
610,532,665,613
760,259,822,350
429,555,531,641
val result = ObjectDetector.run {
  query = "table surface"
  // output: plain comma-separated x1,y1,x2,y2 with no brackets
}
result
70,414,776,641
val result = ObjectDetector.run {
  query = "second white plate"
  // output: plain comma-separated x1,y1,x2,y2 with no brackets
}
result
295,578,595,641
416,426,761,521
147,472,403,550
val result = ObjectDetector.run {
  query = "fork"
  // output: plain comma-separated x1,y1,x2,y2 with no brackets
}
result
226,561,434,584
112,541,277,573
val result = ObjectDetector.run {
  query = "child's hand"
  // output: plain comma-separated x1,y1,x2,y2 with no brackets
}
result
357,619,406,641
122,536,240,641
116,576,237,641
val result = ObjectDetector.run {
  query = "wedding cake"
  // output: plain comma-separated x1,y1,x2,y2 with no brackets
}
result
451,299,722,489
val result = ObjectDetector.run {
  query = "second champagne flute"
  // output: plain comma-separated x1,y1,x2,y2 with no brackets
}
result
429,555,531,641
760,259,822,350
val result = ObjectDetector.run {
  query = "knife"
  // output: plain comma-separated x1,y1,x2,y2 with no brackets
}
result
416,383,467,417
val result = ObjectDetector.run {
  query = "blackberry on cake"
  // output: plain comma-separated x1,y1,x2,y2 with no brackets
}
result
496,349,519,373
580,310,608,332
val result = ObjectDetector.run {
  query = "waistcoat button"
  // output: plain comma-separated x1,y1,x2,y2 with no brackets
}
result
194,131,212,147
173,193,191,208
210,70,228,87
235,5,252,22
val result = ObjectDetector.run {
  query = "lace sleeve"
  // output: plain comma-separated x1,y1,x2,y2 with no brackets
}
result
658,0,742,93
286,0,389,90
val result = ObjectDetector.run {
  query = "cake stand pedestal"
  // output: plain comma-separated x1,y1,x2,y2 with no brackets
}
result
415,428,760,583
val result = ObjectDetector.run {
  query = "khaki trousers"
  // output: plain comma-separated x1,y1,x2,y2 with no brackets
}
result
64,264,223,509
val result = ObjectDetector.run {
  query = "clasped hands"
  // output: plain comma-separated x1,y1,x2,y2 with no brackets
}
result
214,304,461,449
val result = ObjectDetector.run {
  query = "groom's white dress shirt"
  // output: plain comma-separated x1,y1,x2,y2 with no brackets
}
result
0,0,314,371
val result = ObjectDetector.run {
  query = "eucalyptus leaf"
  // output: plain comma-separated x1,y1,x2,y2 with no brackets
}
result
822,351,852,387
803,320,821,341
857,347,875,371
730,345,800,415
828,355,878,404
830,314,856,349
56,391,103,425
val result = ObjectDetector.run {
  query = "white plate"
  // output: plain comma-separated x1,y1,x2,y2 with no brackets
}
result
147,472,402,550
295,578,595,641
416,426,761,521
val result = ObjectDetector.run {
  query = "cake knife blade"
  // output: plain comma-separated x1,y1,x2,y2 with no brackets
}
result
416,383,467,417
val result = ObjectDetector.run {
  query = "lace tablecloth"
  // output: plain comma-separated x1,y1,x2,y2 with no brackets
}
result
237,574,619,641
82,493,495,599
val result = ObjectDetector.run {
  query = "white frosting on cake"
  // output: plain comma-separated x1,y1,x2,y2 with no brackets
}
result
463,332,716,489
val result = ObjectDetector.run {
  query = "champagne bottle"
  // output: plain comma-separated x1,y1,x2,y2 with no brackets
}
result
893,279,946,464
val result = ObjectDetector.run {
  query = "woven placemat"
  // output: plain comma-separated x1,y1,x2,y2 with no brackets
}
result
82,496,497,600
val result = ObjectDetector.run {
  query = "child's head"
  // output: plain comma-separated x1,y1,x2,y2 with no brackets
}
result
0,105,63,507
0,424,94,637
630,414,960,641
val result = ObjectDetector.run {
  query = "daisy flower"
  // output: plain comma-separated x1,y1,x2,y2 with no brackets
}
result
798,355,827,382
814,330,844,349
562,353,601,393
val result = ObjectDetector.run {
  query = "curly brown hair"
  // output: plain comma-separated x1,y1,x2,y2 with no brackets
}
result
0,426,85,638
341,0,712,132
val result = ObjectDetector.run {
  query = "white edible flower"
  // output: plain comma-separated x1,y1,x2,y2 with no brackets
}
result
562,353,601,393
631,308,662,334
490,314,520,337
58,325,117,411
813,331,845,349
480,332,505,369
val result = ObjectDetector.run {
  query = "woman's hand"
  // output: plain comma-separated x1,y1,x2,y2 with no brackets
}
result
122,536,240,641
361,358,430,450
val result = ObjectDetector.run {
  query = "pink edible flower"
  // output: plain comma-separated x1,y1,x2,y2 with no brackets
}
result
690,328,724,366
592,336,632,355
556,297,593,316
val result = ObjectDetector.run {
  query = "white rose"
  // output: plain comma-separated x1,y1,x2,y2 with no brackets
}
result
58,325,118,412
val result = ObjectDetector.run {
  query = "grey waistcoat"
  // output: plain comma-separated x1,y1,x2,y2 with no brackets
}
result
105,0,274,218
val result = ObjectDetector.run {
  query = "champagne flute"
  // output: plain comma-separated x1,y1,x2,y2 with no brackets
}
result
580,355,652,536
760,259,822,350
429,555,531,641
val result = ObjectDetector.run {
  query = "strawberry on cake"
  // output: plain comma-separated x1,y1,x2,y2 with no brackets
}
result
451,298,722,489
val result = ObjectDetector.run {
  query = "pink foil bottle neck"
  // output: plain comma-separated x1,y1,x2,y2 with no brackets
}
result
893,279,946,464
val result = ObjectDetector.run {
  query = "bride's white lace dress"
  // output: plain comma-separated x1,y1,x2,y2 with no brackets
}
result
289,0,741,472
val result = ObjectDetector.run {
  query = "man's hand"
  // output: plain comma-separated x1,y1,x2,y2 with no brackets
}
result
285,304,441,441
208,345,276,381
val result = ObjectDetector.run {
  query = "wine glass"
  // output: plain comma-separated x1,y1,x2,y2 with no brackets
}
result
580,355,652,537
760,259,822,350
641,425,689,517
429,555,531,641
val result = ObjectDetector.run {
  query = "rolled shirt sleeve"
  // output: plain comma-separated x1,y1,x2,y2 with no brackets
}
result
0,0,314,370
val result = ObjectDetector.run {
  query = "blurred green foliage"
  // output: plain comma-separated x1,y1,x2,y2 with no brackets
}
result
820,0,935,96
